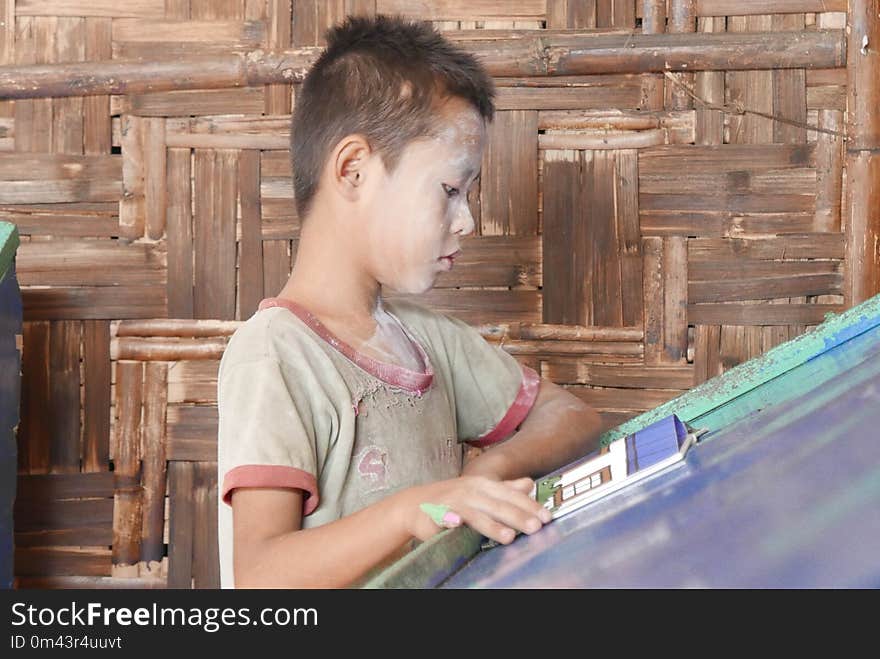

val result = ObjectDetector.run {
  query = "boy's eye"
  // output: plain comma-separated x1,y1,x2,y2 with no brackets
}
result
441,183,459,198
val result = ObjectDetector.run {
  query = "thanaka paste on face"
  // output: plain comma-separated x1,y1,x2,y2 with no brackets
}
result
362,99,485,296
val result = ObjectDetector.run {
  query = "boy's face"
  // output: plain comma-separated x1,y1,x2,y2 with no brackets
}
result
361,97,485,295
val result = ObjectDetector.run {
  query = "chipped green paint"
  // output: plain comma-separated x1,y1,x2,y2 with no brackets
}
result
599,293,880,446
0,223,19,286
692,324,880,432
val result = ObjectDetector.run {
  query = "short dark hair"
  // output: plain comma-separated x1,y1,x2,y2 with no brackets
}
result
291,14,496,220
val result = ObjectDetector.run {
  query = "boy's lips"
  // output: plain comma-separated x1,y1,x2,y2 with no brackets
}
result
438,249,461,271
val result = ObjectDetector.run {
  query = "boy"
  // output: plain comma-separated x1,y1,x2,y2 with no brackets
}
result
217,14,603,588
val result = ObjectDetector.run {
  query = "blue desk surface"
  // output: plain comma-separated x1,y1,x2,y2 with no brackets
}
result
443,324,880,588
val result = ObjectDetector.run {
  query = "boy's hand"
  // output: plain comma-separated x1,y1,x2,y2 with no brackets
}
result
403,475,551,545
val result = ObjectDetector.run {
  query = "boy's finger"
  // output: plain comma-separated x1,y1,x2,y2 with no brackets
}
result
455,505,517,546
469,494,545,536
484,480,552,523
504,477,536,492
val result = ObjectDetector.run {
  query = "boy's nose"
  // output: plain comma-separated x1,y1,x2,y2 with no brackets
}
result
452,203,476,237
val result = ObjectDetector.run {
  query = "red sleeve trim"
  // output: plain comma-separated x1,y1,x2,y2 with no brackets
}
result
467,365,541,449
221,464,320,516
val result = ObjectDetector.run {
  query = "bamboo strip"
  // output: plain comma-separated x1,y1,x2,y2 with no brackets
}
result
23,286,167,320
167,360,220,404
16,472,127,500
616,149,642,326
663,236,688,363
0,0,11,75
694,0,845,15
0,179,121,204
694,16,724,145
119,87,265,117
0,153,121,179
564,385,683,411
640,168,816,195
546,0,597,29
19,321,51,474
111,361,143,577
845,0,880,304
83,17,112,153
538,109,685,130
265,0,292,115
688,234,845,261
490,339,643,356
16,240,165,287
16,0,165,17
0,30,847,100
690,273,842,303
192,463,219,588
13,17,50,151
143,117,166,240
693,324,721,385
119,115,145,240
643,237,663,364
140,362,168,578
193,149,238,320
116,318,242,337
15,547,111,578
726,16,773,144
640,144,816,173
588,150,623,326
82,320,110,472
15,498,113,535
667,0,696,111
541,148,584,324
52,17,84,155
166,148,194,318
167,461,194,588
772,13,808,145
238,149,264,318
814,109,844,232
165,133,287,149
0,205,118,238
377,0,546,20
540,128,665,150
112,337,229,361
48,320,81,474
16,575,166,589
481,110,538,236
688,303,843,325
191,0,243,19
639,0,666,111
544,361,694,388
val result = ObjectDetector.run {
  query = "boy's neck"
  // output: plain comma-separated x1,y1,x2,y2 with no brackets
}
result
276,210,381,323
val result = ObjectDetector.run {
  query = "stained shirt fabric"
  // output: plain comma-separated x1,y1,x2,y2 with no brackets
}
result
216,296,540,588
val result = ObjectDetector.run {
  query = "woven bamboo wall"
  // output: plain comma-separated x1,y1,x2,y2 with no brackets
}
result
3,1,878,588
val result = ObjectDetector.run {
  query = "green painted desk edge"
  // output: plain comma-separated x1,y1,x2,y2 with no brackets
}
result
0,222,19,286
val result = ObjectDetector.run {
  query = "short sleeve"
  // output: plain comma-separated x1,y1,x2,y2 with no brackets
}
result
217,358,321,516
439,314,541,448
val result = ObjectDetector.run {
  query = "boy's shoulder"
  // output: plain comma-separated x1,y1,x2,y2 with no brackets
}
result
219,306,324,376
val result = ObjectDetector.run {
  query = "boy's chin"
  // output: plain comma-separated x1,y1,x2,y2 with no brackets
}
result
382,274,437,297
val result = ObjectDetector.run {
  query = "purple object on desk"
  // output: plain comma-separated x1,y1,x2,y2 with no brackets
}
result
442,322,880,588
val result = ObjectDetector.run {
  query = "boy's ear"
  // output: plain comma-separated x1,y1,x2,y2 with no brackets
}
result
333,134,371,198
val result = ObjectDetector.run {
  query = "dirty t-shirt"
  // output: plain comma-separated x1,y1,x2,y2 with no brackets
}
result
216,296,541,588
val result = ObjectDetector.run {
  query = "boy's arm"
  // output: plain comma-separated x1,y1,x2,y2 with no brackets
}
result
231,473,550,588
460,377,603,482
